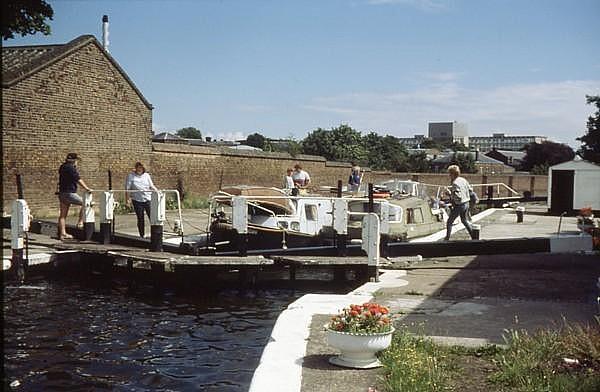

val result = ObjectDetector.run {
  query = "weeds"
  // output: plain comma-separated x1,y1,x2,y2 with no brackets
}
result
377,319,600,392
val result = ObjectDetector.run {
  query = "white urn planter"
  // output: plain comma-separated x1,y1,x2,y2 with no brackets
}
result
326,327,395,369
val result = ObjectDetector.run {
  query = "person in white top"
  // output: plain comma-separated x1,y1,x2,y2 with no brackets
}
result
126,162,158,238
283,168,295,193
292,164,311,194
444,165,475,241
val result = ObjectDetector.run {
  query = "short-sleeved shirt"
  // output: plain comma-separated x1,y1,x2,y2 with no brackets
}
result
284,175,294,189
58,163,80,193
292,170,310,187
126,172,156,202
450,176,472,205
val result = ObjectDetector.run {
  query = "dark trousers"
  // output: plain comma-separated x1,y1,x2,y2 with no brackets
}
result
445,202,475,240
132,200,151,238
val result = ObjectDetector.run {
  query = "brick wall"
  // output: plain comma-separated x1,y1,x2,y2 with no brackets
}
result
2,42,153,215
149,143,547,201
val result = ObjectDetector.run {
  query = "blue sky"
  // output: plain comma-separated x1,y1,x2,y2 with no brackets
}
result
5,0,600,146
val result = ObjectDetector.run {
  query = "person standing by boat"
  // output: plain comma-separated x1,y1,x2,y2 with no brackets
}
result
126,162,158,238
348,162,362,193
444,165,476,241
57,153,92,240
283,168,295,193
292,164,311,194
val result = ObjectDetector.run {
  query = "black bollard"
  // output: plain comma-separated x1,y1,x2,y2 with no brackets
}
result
84,222,94,241
12,248,26,283
150,225,163,252
368,183,374,213
238,233,248,257
16,174,24,199
100,222,111,244
337,180,342,198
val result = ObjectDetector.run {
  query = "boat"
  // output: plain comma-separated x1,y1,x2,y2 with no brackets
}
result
207,182,446,252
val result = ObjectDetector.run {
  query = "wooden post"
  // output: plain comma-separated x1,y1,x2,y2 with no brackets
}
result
530,176,535,197
337,180,342,198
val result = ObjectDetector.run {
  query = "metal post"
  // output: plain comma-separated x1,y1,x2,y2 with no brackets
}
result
232,196,248,256
16,174,24,199
368,183,374,213
83,191,95,241
99,191,114,244
150,191,166,252
362,213,380,282
333,198,348,256
11,199,30,282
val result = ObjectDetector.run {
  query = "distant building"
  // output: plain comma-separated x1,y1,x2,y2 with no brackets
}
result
153,132,187,144
484,149,526,169
431,151,514,175
428,122,469,146
469,133,547,151
398,134,427,148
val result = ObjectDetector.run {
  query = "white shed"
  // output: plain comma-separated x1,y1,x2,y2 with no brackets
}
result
547,159,600,214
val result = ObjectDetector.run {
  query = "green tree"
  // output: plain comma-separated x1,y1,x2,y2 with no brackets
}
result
521,141,575,171
175,127,202,139
2,0,54,40
420,139,442,150
444,141,469,151
302,124,366,162
577,95,600,164
448,153,477,173
362,132,409,171
245,132,266,149
407,151,431,172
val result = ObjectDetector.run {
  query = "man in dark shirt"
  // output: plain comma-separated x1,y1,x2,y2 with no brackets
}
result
57,153,92,240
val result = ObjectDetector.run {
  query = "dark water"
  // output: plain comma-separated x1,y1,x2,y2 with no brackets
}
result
3,275,348,391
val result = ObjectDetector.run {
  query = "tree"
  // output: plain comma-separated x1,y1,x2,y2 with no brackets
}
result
521,141,575,171
362,132,409,171
448,153,477,173
245,132,266,149
175,127,202,139
2,0,54,40
302,124,366,162
577,95,600,164
407,151,431,172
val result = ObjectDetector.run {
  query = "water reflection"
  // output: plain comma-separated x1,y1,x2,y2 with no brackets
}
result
4,275,348,391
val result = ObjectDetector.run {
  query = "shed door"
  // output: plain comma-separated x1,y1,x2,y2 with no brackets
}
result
550,170,574,214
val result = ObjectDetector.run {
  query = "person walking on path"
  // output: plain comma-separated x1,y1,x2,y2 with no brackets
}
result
126,162,158,238
444,164,476,241
57,153,92,240
292,164,311,195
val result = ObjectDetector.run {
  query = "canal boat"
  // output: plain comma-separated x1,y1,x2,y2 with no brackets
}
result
207,183,446,252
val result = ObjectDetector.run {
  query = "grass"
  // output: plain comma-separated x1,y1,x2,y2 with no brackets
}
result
112,193,211,214
377,319,600,392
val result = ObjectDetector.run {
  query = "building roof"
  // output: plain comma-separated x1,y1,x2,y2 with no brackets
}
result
2,34,153,110
550,159,600,171
153,132,186,142
432,151,505,165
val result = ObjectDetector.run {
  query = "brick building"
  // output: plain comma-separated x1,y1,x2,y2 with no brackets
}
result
2,35,153,214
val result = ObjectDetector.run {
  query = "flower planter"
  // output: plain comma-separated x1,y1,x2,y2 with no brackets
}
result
326,327,395,369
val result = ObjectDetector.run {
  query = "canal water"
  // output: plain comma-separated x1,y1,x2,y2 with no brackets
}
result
3,273,353,391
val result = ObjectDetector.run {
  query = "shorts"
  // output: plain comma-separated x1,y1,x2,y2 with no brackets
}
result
59,192,83,206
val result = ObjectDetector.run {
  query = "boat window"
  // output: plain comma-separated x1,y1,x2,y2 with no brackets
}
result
406,208,424,224
305,205,318,221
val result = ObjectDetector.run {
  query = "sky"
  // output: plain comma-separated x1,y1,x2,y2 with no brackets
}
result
5,0,600,146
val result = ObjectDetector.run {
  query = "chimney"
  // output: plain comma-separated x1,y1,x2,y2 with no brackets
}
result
102,15,109,53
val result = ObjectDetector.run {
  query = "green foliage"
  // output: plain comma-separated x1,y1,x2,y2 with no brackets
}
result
175,127,202,139
407,151,431,172
302,124,366,163
379,328,450,391
521,141,575,171
577,95,600,164
362,132,410,171
445,141,469,151
449,153,477,173
491,321,600,392
2,0,53,40
165,193,210,210
245,132,266,149
530,163,550,175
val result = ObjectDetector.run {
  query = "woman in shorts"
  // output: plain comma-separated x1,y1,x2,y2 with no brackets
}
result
57,153,92,240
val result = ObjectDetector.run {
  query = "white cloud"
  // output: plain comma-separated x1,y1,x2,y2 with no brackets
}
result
302,80,600,146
